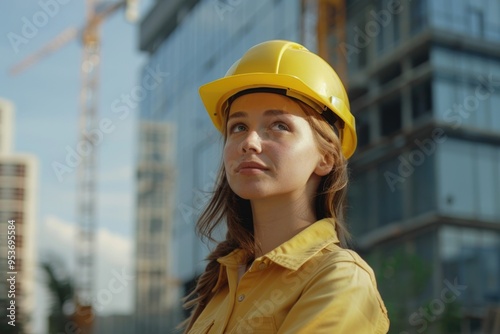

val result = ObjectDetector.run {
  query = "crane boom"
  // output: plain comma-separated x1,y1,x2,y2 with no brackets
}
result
8,27,79,76
8,1,126,76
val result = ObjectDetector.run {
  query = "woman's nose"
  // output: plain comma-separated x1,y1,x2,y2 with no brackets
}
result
239,131,262,154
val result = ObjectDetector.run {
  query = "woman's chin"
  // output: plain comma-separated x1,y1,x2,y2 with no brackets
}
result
233,188,271,201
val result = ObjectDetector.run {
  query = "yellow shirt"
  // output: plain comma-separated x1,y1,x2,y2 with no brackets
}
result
189,218,390,334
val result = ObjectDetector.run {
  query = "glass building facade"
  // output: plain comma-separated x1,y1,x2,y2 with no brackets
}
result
136,0,500,332
343,0,500,333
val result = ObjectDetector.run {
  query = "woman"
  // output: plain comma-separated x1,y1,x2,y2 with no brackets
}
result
182,40,389,333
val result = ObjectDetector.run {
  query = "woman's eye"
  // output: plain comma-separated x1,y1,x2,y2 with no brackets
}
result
229,123,247,133
271,122,290,131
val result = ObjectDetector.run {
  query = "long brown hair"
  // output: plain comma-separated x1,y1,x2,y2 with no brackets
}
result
180,96,351,332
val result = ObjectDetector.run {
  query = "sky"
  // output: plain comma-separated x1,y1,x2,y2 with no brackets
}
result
1,1,153,332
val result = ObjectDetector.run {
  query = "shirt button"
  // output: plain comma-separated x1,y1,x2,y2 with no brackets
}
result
238,294,245,302
258,263,267,270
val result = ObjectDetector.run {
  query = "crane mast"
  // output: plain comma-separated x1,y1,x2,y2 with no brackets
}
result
76,0,100,313
317,0,348,86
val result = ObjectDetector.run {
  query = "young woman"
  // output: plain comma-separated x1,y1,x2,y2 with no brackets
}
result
182,40,389,333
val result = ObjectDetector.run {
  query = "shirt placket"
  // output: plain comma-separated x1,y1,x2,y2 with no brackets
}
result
223,259,272,332
219,263,245,332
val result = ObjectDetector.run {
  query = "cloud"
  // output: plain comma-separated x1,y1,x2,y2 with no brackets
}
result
96,224,132,269
37,215,134,317
44,215,75,246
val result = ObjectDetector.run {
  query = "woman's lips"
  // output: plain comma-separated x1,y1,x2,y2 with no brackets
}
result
236,161,268,174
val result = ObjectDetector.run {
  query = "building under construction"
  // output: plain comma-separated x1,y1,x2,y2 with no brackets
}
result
345,0,500,332
136,0,500,332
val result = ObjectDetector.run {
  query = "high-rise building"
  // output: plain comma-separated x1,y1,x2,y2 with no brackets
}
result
134,119,179,331
136,0,500,332
343,0,500,333
0,98,38,334
136,0,309,330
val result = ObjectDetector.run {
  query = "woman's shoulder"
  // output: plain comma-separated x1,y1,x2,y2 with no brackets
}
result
311,242,378,281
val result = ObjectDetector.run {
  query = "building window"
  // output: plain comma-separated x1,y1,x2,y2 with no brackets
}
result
346,13,367,71
0,188,25,200
0,212,22,223
348,171,377,235
469,9,484,37
376,0,401,55
16,234,23,249
377,158,404,226
141,243,160,259
410,151,435,215
356,111,371,149
410,0,427,34
440,226,500,308
380,96,402,137
437,139,499,220
14,188,24,200
0,164,25,177
438,139,475,215
411,50,429,68
150,218,163,234
379,63,401,85
412,80,433,121
148,286,162,308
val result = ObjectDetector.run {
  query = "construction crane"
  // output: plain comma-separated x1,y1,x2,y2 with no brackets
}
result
316,0,348,86
9,1,139,333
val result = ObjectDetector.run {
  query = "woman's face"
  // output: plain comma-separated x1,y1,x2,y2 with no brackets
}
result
223,92,330,201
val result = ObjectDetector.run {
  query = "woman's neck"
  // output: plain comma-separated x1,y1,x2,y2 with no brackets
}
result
251,192,317,258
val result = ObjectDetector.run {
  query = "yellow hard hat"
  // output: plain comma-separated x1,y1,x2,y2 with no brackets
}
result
199,40,357,158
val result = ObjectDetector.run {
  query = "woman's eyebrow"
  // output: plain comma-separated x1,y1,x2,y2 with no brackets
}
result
227,111,247,120
228,109,289,120
263,109,289,117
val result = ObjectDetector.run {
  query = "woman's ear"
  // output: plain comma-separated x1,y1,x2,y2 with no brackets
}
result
314,152,334,176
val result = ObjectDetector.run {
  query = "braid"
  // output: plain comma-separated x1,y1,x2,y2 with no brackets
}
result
181,239,236,332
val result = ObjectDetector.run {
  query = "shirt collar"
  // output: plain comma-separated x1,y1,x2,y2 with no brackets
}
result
263,218,340,270
217,218,339,270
